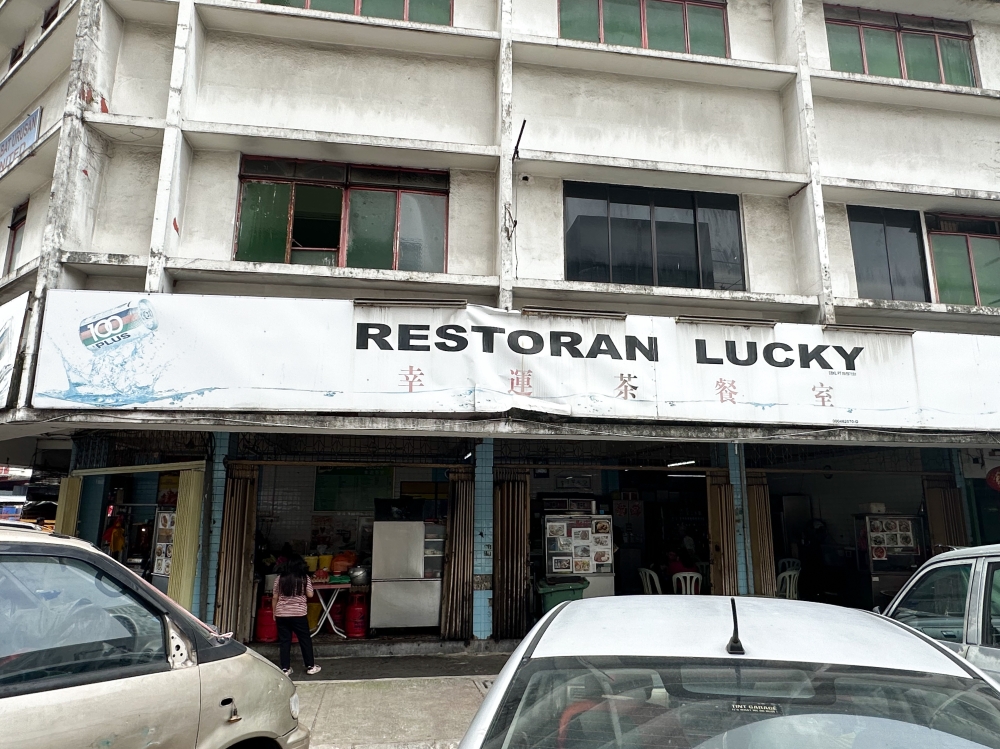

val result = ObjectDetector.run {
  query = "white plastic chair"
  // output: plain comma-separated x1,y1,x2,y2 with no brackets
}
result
672,572,702,595
696,562,711,582
638,567,662,595
776,569,800,600
777,558,801,573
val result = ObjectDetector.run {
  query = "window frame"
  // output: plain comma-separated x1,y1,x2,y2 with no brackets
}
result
558,0,731,58
926,214,1000,308
889,559,975,646
41,2,60,30
234,158,450,273
562,181,746,292
264,0,454,25
823,4,979,87
4,202,28,277
9,41,25,69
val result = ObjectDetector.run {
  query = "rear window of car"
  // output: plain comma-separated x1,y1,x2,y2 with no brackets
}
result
482,656,1000,749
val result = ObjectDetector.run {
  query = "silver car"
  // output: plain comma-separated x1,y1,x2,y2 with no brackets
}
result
0,523,309,749
885,544,1000,685
463,595,1000,749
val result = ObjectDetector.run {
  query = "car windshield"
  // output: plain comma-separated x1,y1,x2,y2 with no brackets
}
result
482,656,1000,749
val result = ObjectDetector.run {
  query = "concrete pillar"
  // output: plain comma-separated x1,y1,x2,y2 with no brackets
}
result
953,448,976,545
727,443,753,595
193,431,230,622
473,438,494,638
495,0,514,310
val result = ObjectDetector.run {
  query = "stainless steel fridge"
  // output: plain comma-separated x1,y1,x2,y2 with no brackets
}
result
370,521,442,628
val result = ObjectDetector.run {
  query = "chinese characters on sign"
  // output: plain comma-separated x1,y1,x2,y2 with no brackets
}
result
510,369,533,396
400,366,424,392
813,383,833,407
715,378,737,404
615,373,638,399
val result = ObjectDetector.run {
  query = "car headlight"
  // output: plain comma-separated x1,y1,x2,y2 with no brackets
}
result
289,691,300,720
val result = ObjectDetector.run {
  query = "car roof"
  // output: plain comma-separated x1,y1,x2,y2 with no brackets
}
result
531,596,969,677
0,526,95,551
929,544,1000,563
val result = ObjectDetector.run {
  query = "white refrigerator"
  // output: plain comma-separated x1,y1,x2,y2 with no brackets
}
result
370,521,442,628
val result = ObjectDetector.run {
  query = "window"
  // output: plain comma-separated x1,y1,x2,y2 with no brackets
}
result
825,5,977,87
260,0,452,24
893,563,971,644
4,203,27,276
564,182,744,291
560,0,728,58
984,563,1000,648
847,206,929,302
236,158,448,272
0,555,167,688
9,42,25,69
42,2,60,30
926,215,1000,308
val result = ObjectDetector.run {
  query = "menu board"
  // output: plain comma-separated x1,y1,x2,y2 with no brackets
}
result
546,515,614,576
153,511,175,576
868,516,916,560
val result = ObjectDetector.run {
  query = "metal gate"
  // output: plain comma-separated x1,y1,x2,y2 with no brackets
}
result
440,467,474,640
493,468,530,640
214,464,258,641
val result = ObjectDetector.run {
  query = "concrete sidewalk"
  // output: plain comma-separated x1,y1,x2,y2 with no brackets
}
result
295,674,495,749
272,653,512,682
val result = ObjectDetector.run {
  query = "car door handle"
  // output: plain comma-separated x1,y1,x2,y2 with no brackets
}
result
941,631,958,639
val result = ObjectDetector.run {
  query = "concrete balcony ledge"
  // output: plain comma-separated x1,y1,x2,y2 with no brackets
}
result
196,0,500,60
833,296,1000,336
182,120,500,170
0,0,77,131
162,257,500,300
0,123,59,212
511,34,796,92
83,112,166,146
0,0,51,47
106,0,179,24
0,257,38,305
811,69,1000,117
513,277,819,321
822,176,1000,215
61,251,149,275
517,149,809,198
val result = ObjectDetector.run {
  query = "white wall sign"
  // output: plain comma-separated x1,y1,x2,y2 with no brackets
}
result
0,109,41,178
31,290,1000,431
0,293,30,408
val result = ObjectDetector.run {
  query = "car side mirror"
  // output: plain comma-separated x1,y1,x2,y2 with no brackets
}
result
873,606,881,615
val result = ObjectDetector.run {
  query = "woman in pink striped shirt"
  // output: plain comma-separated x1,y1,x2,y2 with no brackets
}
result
273,555,321,676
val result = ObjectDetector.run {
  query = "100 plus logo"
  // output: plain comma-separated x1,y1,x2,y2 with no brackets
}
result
79,300,157,351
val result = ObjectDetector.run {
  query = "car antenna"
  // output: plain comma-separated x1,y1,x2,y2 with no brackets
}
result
726,597,745,655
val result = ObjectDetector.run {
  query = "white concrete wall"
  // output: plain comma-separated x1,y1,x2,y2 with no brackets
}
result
0,71,68,146
2,0,68,76
176,150,241,261
514,176,563,281
94,2,124,105
802,0,830,70
815,97,1000,191
727,0,777,64
191,34,496,146
511,0,557,38
110,22,174,119
824,202,858,299
974,22,1000,90
90,145,160,256
742,194,799,295
446,169,495,276
513,65,788,172
0,181,53,272
453,0,496,32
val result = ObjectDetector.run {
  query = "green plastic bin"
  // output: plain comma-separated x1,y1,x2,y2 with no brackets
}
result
537,576,590,613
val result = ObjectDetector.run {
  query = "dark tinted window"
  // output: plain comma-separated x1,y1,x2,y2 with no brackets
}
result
847,206,929,302
565,183,744,291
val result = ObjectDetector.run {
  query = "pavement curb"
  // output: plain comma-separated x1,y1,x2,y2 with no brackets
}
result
253,638,520,659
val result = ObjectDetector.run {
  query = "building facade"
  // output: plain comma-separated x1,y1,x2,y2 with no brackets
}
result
2,0,1000,639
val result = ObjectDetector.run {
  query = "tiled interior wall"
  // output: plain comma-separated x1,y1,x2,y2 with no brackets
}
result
257,464,317,552
473,439,494,639
193,432,229,623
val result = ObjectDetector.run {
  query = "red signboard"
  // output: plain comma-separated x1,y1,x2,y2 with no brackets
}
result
987,466,1000,492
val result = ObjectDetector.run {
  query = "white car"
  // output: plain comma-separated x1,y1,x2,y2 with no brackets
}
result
0,523,309,749
462,595,1000,749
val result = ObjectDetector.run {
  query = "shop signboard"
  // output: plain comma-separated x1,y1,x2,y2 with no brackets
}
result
31,289,1000,431
0,108,42,178
0,293,29,408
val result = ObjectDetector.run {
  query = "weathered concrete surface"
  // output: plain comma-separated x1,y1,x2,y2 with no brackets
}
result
271,653,511,682
295,675,494,749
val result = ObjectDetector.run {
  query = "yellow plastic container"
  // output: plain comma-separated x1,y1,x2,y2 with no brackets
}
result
307,602,321,630
304,555,319,572
318,554,333,571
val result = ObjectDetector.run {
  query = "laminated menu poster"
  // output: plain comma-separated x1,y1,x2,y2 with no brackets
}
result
546,515,614,575
868,516,917,559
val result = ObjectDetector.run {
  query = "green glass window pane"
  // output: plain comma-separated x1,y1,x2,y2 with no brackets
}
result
398,193,446,273
361,0,403,19
941,37,975,87
263,0,307,7
646,1,685,53
347,190,397,270
559,0,600,42
236,182,290,263
290,251,338,266
688,4,727,58
408,0,450,24
292,185,342,251
863,27,902,78
932,234,976,305
971,237,1000,308
603,0,641,48
310,0,355,12
902,33,940,82
826,23,864,73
